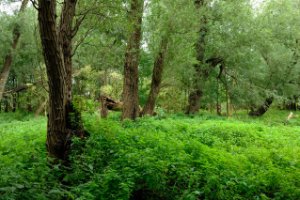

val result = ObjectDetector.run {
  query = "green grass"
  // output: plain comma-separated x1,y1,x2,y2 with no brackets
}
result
0,110,300,199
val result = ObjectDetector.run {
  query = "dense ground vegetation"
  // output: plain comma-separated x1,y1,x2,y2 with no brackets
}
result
1,0,300,199
1,111,300,200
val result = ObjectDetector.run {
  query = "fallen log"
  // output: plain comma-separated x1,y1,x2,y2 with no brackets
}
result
99,95,145,118
249,97,273,117
3,80,44,96
99,95,124,118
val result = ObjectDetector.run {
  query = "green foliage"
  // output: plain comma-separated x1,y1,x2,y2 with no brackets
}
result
1,112,300,199
0,113,68,200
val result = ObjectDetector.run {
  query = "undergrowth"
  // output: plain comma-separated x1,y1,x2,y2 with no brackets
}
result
0,110,300,199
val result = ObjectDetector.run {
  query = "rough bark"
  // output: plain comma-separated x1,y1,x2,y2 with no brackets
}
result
142,39,168,116
38,0,69,160
249,97,274,117
186,0,206,115
59,0,86,139
122,0,144,120
0,0,29,102
38,0,86,161
59,0,77,101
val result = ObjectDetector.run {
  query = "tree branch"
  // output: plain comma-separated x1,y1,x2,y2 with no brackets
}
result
30,0,39,10
72,27,94,57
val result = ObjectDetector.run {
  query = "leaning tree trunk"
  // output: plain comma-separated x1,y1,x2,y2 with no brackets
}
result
249,97,274,117
38,0,69,160
186,0,207,115
0,0,29,102
142,39,168,116
122,0,144,120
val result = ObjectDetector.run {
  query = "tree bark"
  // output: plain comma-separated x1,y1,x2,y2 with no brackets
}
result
122,0,144,120
38,0,86,161
142,39,168,116
249,97,273,117
38,0,69,160
59,0,77,101
186,0,206,115
0,0,29,102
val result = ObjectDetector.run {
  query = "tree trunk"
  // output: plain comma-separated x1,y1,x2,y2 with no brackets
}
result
60,0,87,140
284,96,298,111
100,96,108,118
35,100,47,117
249,97,273,117
186,90,203,115
216,79,222,116
27,98,33,112
38,0,86,161
12,75,17,112
122,0,144,120
0,0,29,102
59,0,77,101
186,0,206,115
142,39,168,116
4,98,9,112
38,0,69,160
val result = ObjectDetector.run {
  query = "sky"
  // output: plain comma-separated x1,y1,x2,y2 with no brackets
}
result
0,1,21,14
251,0,265,10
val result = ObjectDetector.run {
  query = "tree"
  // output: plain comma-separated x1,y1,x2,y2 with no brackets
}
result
59,0,78,102
38,0,86,161
142,37,168,116
186,0,207,115
122,0,144,120
0,0,29,102
38,0,69,160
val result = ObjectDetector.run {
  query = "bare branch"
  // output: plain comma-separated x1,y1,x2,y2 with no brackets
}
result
72,15,86,38
72,27,94,57
30,0,39,10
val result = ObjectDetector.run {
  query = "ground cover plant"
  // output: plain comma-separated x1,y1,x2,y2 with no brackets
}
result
1,110,300,200
2,0,300,199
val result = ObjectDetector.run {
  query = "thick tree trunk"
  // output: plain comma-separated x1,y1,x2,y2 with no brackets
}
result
249,97,273,117
39,0,85,161
38,0,69,160
122,0,144,120
142,39,168,116
186,0,206,115
0,0,29,102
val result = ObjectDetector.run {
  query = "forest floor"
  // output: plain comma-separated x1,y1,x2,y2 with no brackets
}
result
0,110,300,200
